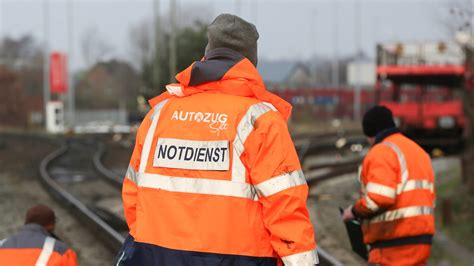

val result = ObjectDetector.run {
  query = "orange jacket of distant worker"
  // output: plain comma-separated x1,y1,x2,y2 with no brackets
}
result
353,130,435,264
0,223,77,266
117,48,318,266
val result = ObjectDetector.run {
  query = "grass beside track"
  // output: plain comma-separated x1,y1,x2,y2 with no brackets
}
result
435,167,474,252
428,159,473,266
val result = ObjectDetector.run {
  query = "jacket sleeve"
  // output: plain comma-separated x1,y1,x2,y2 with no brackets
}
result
353,144,398,218
61,248,77,266
243,111,318,266
122,111,152,237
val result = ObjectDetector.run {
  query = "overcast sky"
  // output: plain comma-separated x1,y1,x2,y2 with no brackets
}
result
0,0,462,70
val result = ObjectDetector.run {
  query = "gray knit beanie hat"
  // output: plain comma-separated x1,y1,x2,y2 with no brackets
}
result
205,14,259,66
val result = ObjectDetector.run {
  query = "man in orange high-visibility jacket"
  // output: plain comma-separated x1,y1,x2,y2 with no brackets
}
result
115,14,318,266
0,205,77,266
343,106,435,265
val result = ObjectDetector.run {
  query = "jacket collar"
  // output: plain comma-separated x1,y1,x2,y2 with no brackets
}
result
374,127,400,145
21,223,50,236
148,48,292,121
179,48,246,87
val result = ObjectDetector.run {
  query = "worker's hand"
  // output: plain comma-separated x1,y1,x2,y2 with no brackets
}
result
342,206,355,222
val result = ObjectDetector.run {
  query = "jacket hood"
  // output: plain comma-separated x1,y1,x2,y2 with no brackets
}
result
149,48,292,121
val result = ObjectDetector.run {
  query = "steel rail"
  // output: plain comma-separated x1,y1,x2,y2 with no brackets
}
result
39,144,125,252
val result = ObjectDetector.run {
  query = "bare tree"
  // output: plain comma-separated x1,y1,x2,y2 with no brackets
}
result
127,6,210,97
441,0,474,190
80,27,113,68
0,34,43,70
0,34,44,99
127,8,211,72
0,66,27,127
128,19,154,71
446,0,473,34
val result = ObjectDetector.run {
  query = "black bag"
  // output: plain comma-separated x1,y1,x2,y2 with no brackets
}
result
339,207,368,260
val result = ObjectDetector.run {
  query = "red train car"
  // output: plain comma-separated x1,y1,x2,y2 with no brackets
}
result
375,41,468,150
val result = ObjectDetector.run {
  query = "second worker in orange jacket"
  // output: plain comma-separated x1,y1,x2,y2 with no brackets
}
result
343,106,435,265
0,205,77,266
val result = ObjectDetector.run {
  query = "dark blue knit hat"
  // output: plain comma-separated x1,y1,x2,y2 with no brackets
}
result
362,106,396,137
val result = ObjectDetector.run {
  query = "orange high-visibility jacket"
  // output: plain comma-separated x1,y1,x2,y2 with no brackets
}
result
120,48,317,266
353,132,435,246
0,223,77,266
368,243,431,266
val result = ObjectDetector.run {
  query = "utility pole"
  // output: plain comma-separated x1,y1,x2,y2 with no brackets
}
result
43,0,50,128
311,8,318,85
235,0,241,16
353,0,362,121
67,0,75,129
153,0,161,92
0,0,3,45
332,1,339,87
169,0,177,83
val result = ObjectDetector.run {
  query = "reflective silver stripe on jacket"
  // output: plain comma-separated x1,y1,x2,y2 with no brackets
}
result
365,195,380,212
126,165,138,183
139,99,169,173
369,206,433,224
357,165,363,183
360,182,381,212
281,249,319,266
232,102,275,183
397,179,434,194
254,170,306,198
366,182,396,199
35,236,55,266
357,165,382,211
138,170,306,200
137,172,258,200
381,141,408,193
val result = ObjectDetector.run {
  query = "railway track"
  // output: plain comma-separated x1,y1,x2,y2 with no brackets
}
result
39,133,367,265
93,142,123,188
39,139,126,252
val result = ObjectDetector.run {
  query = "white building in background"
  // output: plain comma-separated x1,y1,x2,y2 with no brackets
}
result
347,59,376,87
